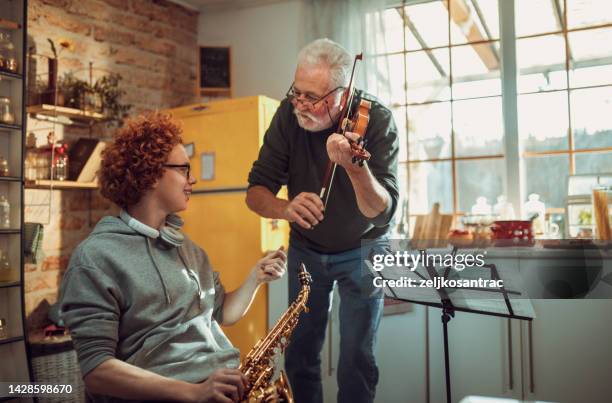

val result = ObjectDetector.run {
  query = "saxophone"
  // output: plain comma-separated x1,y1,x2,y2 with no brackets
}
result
239,263,312,403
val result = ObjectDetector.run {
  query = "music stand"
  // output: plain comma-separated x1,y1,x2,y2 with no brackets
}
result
366,245,535,403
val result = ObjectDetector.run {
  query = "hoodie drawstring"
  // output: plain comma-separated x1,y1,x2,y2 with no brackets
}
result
145,237,172,305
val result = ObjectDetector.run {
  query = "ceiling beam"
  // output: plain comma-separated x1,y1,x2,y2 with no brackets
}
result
446,0,499,70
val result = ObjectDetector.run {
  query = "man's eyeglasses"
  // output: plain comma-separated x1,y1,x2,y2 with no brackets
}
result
164,164,191,179
286,83,344,109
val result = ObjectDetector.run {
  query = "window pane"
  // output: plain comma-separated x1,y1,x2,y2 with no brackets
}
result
517,34,568,93
516,0,563,37
406,49,450,103
392,106,408,162
404,0,449,49
378,8,405,54
387,53,407,106
365,55,398,106
391,163,410,236
567,0,612,29
518,91,569,152
456,158,505,213
568,27,612,88
407,102,452,160
451,42,501,99
408,160,453,214
575,152,612,174
571,87,612,149
524,155,570,209
450,0,499,44
453,97,504,157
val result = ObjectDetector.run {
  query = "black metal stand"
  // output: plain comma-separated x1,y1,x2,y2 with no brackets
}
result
441,300,455,403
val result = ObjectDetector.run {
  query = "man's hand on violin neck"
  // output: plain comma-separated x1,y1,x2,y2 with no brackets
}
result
282,192,325,230
327,131,363,172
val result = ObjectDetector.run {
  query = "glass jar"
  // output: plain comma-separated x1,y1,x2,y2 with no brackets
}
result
0,32,18,73
24,151,37,181
0,96,15,124
0,318,8,339
0,155,9,176
0,195,10,229
0,249,15,282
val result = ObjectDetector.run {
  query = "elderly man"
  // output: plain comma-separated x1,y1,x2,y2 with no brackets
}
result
246,38,399,403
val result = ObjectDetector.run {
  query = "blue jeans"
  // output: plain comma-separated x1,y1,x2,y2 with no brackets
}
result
284,241,386,403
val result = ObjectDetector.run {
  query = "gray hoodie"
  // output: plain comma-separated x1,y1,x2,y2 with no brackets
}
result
59,215,240,401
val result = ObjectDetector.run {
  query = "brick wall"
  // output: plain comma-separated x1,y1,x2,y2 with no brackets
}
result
24,0,199,331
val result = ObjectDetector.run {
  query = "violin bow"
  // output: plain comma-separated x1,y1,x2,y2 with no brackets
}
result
319,53,363,209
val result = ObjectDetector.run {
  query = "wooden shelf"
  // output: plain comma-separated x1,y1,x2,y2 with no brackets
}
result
0,281,20,289
25,179,98,190
0,176,22,182
0,70,22,80
0,229,20,235
0,122,21,131
27,104,105,123
0,336,24,346
0,18,20,30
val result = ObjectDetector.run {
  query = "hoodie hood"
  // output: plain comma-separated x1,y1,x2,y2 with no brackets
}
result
91,215,174,305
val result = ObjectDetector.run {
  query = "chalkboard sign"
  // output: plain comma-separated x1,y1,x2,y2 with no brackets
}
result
199,46,231,91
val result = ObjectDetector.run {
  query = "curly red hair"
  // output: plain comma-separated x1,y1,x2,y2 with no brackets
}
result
99,112,182,208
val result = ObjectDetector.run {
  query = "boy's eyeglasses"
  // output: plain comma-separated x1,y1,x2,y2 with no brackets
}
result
164,164,191,179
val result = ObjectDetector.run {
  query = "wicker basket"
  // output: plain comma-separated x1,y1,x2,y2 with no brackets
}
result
31,347,86,403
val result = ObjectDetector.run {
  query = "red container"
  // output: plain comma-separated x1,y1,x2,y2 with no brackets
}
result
490,220,535,246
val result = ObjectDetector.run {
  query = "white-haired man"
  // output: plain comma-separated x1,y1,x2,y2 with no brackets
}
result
246,38,399,403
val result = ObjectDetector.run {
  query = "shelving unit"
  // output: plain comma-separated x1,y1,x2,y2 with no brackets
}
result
0,0,33,393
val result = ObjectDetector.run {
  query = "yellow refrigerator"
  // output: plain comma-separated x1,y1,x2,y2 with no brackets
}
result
164,96,288,357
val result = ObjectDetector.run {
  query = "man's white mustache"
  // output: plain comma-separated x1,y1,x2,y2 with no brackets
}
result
293,109,317,122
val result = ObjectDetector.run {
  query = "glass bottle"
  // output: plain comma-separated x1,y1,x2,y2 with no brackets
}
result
493,195,516,220
471,196,492,215
0,195,9,229
524,193,546,236
0,32,18,73
0,96,15,124
0,155,8,177
53,143,68,181
0,249,13,282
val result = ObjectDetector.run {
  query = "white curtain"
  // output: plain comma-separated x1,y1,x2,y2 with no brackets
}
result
301,0,395,104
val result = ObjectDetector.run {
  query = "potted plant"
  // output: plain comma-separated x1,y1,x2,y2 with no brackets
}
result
57,72,89,109
93,73,132,127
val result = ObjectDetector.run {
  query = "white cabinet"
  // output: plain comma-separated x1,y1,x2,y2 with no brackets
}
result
321,291,428,403
374,304,428,403
428,311,521,403
522,300,612,403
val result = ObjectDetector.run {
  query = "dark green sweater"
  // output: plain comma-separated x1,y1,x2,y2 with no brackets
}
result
248,91,399,253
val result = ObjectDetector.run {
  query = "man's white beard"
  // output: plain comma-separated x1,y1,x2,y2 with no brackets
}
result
293,108,334,132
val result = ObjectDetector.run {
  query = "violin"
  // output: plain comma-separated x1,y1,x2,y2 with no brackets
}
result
319,53,371,208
